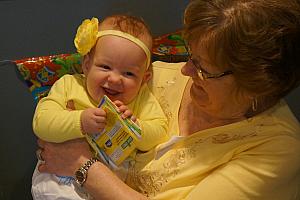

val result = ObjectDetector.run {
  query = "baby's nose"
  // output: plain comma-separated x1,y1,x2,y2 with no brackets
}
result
107,72,122,84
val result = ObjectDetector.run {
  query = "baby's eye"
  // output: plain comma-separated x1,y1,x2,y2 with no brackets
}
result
99,65,111,70
124,71,136,77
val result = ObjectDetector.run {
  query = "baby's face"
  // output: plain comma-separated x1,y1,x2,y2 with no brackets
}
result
82,35,149,104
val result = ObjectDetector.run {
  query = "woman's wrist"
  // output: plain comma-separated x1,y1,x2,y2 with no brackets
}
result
74,156,99,187
72,150,94,175
83,161,148,200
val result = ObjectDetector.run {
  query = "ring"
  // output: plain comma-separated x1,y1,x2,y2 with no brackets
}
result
36,149,44,161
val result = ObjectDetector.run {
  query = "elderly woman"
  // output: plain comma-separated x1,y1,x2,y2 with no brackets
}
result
36,0,300,199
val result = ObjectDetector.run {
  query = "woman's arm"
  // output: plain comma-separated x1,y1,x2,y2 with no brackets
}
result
37,139,147,200
83,161,147,200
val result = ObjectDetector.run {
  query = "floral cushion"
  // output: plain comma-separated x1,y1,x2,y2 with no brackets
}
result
14,30,188,102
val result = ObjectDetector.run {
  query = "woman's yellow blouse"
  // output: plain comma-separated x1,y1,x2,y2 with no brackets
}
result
126,61,300,200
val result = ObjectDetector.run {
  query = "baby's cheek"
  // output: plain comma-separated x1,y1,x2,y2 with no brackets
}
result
96,89,105,102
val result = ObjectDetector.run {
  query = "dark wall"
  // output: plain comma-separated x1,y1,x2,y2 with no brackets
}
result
0,1,299,200
0,1,189,199
0,0,189,60
0,61,36,200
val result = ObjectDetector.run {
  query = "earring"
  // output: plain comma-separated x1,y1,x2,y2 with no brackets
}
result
252,98,258,112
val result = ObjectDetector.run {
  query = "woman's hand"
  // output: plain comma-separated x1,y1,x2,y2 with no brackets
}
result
37,138,93,177
36,138,148,200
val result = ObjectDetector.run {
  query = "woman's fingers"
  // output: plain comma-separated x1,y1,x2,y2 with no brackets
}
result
38,162,47,172
36,148,44,162
36,139,92,176
37,139,46,149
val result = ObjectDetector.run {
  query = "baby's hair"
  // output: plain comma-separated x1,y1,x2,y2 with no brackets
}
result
75,14,153,74
100,14,153,49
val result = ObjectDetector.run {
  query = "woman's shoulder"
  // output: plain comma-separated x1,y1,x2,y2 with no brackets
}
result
150,61,188,84
237,100,300,156
149,62,189,124
258,100,300,136
152,61,186,71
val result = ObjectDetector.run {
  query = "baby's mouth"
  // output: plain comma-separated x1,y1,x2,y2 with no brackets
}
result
103,87,120,96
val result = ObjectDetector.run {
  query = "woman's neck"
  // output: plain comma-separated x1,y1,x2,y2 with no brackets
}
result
178,81,246,136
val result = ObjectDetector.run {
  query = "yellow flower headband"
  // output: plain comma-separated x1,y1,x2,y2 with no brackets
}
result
74,17,151,68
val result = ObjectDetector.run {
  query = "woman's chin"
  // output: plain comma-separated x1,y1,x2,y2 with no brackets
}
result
190,84,209,106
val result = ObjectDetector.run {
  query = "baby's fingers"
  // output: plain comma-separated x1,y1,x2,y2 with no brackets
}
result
94,116,106,124
113,100,124,108
113,100,132,119
131,115,137,122
94,108,106,117
116,104,129,113
121,109,133,119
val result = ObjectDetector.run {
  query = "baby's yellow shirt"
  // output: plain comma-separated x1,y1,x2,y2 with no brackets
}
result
33,74,168,151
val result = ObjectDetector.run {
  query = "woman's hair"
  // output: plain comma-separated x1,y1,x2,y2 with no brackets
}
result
184,0,300,104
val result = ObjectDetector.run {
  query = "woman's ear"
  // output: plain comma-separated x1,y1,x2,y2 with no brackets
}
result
82,54,91,75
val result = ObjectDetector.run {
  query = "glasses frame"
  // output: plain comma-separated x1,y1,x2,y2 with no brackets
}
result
184,42,233,80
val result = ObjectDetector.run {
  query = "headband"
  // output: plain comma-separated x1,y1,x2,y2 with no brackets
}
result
74,18,151,68
97,30,151,67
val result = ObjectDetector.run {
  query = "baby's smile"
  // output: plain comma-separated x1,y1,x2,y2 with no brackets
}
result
103,87,121,96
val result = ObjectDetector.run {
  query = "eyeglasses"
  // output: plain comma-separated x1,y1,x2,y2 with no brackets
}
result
184,43,233,80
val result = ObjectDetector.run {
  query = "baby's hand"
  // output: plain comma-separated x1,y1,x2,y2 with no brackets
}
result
114,100,136,122
80,108,106,135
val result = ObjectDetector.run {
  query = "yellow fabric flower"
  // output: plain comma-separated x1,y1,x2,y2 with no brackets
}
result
74,18,99,56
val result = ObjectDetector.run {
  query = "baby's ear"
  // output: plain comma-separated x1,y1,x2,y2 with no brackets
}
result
142,69,152,83
82,54,91,75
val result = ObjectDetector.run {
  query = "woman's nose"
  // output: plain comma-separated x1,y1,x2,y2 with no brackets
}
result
181,61,198,78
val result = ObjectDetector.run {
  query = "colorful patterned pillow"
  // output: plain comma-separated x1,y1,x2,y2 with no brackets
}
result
15,53,82,102
152,30,188,63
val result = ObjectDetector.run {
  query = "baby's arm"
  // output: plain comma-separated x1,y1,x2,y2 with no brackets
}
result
112,86,169,152
136,116,169,151
33,76,84,143
130,85,169,151
113,100,168,152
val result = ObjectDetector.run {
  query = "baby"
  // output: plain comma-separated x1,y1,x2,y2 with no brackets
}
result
31,14,168,200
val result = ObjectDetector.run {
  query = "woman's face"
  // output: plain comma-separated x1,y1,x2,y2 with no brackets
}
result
82,35,149,104
181,43,251,120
